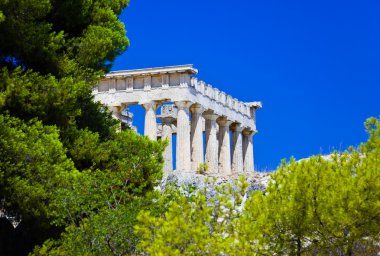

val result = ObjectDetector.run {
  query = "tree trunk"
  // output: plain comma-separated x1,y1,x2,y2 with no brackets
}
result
297,237,302,256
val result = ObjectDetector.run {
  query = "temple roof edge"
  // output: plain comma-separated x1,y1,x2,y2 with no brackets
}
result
105,64,198,78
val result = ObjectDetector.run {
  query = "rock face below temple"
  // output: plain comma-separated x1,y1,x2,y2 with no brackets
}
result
158,171,272,199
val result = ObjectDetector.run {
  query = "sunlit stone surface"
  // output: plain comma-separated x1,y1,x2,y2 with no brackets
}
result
93,65,262,176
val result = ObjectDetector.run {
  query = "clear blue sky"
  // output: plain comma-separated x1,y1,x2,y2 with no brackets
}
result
112,0,380,171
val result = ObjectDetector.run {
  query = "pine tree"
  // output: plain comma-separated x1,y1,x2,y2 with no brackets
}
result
237,117,380,255
0,1,166,254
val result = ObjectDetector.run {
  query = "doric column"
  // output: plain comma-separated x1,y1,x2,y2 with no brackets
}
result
108,105,122,119
217,117,232,176
142,102,159,140
248,102,262,131
231,123,244,175
108,105,122,131
175,101,192,172
243,129,254,173
190,104,205,171
159,116,175,174
204,111,219,175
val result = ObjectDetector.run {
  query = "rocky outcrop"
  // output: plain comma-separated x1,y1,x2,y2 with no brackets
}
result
159,171,272,199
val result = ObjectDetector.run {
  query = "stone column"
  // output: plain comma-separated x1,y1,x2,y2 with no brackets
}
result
175,101,192,172
243,129,254,173
142,102,159,140
217,117,232,176
159,117,175,174
190,104,204,171
108,105,122,120
231,123,244,175
108,105,122,131
204,111,219,175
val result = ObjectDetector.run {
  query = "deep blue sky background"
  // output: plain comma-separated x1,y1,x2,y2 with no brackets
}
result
112,0,380,171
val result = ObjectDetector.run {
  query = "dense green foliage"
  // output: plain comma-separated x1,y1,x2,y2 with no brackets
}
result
0,1,164,255
239,119,380,255
0,0,128,75
1,0,378,255
136,176,248,255
0,115,75,221
136,118,380,256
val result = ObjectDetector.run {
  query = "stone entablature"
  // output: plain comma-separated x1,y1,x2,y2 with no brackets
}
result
92,64,262,176
93,64,261,131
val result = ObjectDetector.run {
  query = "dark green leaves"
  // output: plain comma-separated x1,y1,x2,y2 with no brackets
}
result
0,115,76,222
0,0,129,75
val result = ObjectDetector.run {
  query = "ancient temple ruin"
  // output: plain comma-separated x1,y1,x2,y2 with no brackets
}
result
92,64,262,176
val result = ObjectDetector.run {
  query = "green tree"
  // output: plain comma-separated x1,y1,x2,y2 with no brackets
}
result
0,115,79,254
0,0,128,76
237,117,380,255
136,117,380,255
0,1,169,254
0,115,76,220
31,130,166,255
135,177,249,255
0,0,129,147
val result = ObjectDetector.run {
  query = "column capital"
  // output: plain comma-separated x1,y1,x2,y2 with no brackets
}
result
247,101,263,109
242,128,254,137
108,106,122,128
107,105,122,112
120,103,128,109
217,116,232,127
106,101,122,111
230,122,243,132
142,101,160,111
190,103,205,114
174,101,192,110
203,110,218,121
